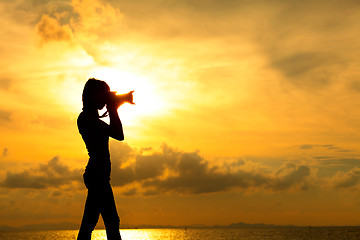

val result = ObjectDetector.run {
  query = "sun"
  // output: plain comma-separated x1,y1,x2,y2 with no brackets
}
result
89,67,166,125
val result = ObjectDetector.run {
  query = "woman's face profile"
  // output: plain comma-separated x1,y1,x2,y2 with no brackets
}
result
94,91,108,110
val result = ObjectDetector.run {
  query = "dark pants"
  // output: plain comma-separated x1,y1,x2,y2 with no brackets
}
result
77,172,121,240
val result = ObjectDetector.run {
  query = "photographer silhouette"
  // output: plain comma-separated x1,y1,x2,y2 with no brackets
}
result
77,78,134,240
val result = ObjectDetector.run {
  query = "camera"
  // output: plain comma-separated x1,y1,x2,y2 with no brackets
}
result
107,91,135,107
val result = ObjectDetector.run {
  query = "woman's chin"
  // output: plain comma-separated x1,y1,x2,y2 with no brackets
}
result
97,104,106,110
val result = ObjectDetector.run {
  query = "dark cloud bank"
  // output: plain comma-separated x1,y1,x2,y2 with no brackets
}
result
110,144,311,195
1,156,81,189
2,143,359,195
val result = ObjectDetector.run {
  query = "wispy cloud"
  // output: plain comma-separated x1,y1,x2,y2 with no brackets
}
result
299,144,337,150
2,148,8,157
0,109,11,123
36,15,73,43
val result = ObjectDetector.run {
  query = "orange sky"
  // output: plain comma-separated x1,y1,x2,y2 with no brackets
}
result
1,0,360,227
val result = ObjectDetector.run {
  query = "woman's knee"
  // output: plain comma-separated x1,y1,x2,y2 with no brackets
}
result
103,214,120,227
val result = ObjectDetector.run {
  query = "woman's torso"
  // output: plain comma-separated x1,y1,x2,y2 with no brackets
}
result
77,111,111,180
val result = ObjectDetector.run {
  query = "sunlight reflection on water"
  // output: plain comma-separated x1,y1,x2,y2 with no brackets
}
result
92,229,188,240
1,227,360,240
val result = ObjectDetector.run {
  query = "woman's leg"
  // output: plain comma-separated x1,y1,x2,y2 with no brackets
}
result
101,182,122,240
77,189,101,240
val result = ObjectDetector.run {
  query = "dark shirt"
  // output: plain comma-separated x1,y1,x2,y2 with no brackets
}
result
77,110,111,181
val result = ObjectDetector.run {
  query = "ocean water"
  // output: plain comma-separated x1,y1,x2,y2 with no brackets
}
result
1,227,360,240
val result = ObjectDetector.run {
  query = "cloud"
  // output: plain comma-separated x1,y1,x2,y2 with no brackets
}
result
2,148,8,157
110,144,178,187
309,156,360,179
70,0,125,65
318,158,360,166
249,0,360,90
0,109,11,123
270,52,334,88
28,0,124,63
329,167,360,189
2,142,359,194
121,187,137,196
141,157,311,194
0,78,11,90
1,157,82,189
109,143,313,195
32,0,124,63
141,155,270,194
299,144,336,150
36,14,73,43
273,163,310,191
271,53,329,77
298,144,352,154
71,0,123,35
0,0,75,25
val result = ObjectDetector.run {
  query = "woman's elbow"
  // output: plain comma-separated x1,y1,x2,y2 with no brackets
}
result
111,133,124,141
116,135,124,141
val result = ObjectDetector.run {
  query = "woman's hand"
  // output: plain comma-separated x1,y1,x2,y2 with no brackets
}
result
106,92,120,112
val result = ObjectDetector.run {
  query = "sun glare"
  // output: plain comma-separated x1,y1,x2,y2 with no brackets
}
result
90,67,166,125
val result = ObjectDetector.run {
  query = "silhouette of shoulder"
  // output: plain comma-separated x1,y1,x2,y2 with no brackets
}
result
77,111,110,137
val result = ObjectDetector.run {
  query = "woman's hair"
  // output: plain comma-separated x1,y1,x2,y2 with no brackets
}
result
82,78,110,109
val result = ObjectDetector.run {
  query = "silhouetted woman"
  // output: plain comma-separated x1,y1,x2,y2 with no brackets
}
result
77,78,133,240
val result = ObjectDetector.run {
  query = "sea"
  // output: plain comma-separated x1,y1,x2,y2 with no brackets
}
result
1,227,360,240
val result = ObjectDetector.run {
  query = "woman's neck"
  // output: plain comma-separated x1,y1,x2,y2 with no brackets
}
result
82,107,99,117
